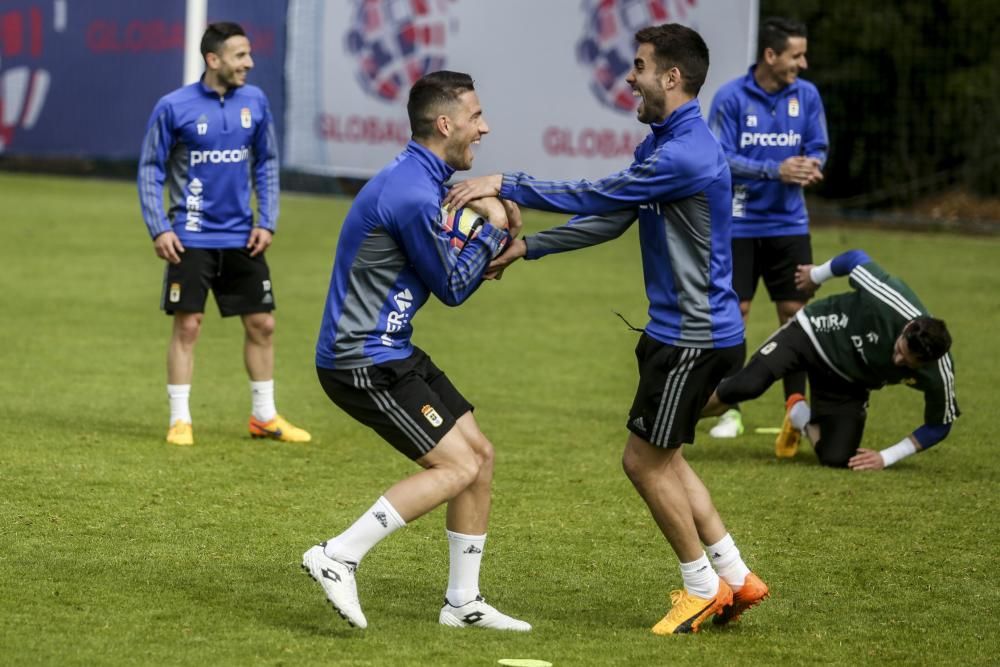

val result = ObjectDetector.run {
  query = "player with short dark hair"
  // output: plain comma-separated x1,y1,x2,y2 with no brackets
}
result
702,249,959,470
302,71,530,632
138,22,309,446
445,23,768,635
706,17,828,443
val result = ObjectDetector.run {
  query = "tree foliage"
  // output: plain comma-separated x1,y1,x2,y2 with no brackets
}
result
760,0,1000,206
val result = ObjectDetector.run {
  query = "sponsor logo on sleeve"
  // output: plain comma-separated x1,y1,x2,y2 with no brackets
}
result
380,288,413,346
185,177,204,231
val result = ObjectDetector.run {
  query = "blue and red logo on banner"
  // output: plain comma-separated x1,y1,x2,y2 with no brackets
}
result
576,0,696,114
345,0,453,104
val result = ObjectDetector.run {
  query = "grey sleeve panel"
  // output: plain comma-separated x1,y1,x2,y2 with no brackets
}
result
526,209,636,259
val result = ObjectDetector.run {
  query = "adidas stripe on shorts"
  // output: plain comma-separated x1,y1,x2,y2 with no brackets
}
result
628,333,745,448
317,346,473,460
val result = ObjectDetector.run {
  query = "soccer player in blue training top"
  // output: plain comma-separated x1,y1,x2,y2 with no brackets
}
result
705,17,828,443
702,249,958,470
445,24,768,635
138,22,310,446
303,71,530,632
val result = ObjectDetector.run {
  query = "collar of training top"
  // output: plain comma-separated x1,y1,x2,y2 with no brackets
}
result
405,140,456,184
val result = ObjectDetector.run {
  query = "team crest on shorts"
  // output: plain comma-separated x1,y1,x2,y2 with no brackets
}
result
421,404,443,428
760,341,778,355
240,108,252,128
169,282,181,303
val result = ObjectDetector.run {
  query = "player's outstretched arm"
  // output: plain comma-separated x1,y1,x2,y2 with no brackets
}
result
486,239,527,278
444,175,503,211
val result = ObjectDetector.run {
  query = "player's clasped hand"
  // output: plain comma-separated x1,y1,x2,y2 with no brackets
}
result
154,230,186,264
246,227,273,257
847,448,885,471
778,156,823,187
444,174,503,211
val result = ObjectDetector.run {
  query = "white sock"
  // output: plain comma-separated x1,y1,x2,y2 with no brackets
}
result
250,380,277,422
706,533,752,590
445,530,486,606
790,400,811,432
323,496,406,565
679,553,719,599
167,384,191,425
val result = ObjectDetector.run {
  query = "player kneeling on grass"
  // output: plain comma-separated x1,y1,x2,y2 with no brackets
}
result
302,71,529,631
702,249,958,469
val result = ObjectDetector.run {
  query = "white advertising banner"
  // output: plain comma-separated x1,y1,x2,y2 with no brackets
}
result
285,0,758,179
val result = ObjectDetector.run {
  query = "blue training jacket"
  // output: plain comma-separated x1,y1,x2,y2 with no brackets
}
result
316,141,509,369
708,66,828,238
138,80,279,248
499,100,744,349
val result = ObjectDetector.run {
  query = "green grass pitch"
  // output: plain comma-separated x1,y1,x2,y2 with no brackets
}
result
1,172,998,665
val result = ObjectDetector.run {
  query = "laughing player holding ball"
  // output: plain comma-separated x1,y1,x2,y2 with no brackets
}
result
304,71,530,632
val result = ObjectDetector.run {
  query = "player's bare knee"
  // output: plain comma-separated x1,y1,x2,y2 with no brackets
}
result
437,446,482,493
246,313,275,341
621,447,648,487
173,313,203,344
470,435,495,471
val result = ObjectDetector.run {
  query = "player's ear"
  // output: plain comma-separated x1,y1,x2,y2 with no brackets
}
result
435,114,452,138
205,51,221,70
664,66,681,91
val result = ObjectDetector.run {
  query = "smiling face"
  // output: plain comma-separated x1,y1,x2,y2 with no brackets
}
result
206,35,254,90
441,90,489,171
625,42,670,124
760,36,808,91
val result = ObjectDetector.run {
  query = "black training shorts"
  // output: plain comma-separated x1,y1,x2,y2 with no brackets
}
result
732,234,812,303
161,247,274,317
316,347,473,460
628,333,745,448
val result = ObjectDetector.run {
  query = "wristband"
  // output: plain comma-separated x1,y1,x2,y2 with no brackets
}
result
809,260,835,285
879,437,918,467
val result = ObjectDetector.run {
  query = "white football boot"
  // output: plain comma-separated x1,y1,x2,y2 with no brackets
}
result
439,595,532,631
301,543,367,629
709,408,744,438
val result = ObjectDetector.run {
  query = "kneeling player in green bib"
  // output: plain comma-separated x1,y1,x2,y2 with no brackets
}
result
703,249,958,470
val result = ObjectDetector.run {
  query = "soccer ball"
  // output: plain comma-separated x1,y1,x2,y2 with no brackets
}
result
441,206,509,258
